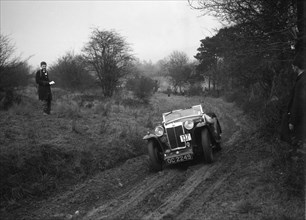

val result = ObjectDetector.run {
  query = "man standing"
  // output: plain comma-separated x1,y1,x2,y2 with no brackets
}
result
288,54,306,152
35,61,55,115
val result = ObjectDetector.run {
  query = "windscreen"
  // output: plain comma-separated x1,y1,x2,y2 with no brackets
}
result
163,105,202,122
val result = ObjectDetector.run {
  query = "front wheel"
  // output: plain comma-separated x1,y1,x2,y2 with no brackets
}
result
201,129,213,163
147,140,163,171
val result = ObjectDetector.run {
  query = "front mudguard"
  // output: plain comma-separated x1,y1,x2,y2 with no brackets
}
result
143,133,157,140
143,133,164,151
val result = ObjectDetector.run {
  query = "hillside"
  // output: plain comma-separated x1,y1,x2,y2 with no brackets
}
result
0,89,304,220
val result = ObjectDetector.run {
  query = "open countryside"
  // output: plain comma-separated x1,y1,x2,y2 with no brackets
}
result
0,1,305,220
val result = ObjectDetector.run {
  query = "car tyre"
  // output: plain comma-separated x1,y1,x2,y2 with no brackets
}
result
201,128,213,163
147,140,163,171
215,121,222,151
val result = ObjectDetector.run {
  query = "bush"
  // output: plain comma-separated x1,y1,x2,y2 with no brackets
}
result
258,99,287,136
241,98,265,119
0,63,30,110
224,89,248,104
0,35,31,110
187,84,203,96
0,89,22,110
126,75,156,103
49,52,96,92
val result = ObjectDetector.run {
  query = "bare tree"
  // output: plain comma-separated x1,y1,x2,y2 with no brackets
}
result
82,28,134,97
163,51,193,93
50,51,96,92
0,34,17,70
188,0,298,54
0,34,30,109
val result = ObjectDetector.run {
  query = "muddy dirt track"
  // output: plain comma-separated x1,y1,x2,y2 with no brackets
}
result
82,99,246,220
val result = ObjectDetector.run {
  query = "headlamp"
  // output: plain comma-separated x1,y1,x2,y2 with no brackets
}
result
154,125,164,137
184,120,194,130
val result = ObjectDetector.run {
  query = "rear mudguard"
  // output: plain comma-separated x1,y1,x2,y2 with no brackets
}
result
194,125,217,145
205,113,222,134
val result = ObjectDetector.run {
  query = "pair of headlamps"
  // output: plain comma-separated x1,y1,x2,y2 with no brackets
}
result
154,120,194,137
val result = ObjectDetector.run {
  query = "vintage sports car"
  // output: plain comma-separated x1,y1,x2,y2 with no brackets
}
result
143,105,222,171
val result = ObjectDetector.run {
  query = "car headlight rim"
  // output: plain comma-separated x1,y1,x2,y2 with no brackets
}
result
184,120,194,130
154,125,164,137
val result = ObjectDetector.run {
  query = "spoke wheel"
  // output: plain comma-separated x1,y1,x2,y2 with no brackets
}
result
215,121,222,151
201,129,213,163
147,140,163,171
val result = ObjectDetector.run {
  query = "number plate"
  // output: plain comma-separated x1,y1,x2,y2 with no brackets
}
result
166,153,193,164
180,133,191,142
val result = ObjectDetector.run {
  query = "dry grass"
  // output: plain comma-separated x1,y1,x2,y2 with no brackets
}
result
206,130,304,220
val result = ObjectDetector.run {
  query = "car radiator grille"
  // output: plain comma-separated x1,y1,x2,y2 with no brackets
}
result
166,125,185,149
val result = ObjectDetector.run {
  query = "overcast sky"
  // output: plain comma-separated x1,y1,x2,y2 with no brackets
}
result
0,0,222,69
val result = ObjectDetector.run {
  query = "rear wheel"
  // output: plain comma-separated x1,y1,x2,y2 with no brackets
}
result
201,129,213,163
215,121,222,151
147,140,163,171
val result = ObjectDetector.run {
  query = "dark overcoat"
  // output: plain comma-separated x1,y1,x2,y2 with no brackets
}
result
288,72,306,141
35,69,52,101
